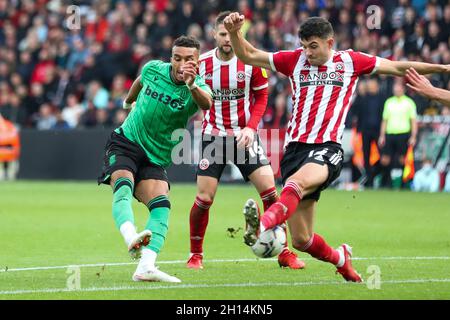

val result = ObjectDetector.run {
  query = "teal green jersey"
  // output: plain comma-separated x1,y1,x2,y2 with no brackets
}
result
118,60,212,167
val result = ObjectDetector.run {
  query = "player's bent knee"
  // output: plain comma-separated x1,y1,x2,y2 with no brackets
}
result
147,195,171,211
197,192,215,204
110,170,134,188
112,177,134,195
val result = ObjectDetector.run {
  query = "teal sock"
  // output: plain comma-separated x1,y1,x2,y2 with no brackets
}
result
112,178,135,230
145,195,170,254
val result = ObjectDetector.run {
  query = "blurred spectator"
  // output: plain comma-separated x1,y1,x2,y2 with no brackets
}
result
95,108,113,129
24,83,46,123
66,37,89,71
78,100,97,128
110,74,129,108
52,110,70,130
151,12,172,47
16,51,35,84
1,93,27,126
85,80,109,109
354,79,384,187
31,49,55,85
173,1,196,37
35,103,56,130
412,158,440,192
61,94,84,129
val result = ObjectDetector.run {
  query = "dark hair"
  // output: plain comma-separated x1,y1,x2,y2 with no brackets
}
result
298,17,334,40
215,11,231,28
173,36,200,50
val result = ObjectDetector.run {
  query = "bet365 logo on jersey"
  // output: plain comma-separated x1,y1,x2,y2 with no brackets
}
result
144,85,185,110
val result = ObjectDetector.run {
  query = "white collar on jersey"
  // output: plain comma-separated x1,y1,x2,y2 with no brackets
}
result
213,47,237,65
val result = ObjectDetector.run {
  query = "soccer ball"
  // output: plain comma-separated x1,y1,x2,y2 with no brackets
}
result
251,226,286,258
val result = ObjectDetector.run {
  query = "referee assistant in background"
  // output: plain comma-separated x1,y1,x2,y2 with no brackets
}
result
378,81,418,188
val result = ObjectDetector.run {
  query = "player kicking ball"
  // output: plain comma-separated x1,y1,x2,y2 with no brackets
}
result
224,13,450,282
187,11,304,270
98,36,213,282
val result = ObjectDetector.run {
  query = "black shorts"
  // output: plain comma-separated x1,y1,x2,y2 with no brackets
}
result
97,129,169,188
381,133,410,160
196,134,270,182
281,141,344,201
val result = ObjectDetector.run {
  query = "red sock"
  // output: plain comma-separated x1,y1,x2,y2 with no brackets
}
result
259,186,278,211
260,181,302,229
189,196,212,254
301,233,340,265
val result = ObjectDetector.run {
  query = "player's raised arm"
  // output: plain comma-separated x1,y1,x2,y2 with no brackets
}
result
183,61,212,110
376,58,450,77
405,68,450,107
223,12,271,70
123,75,143,109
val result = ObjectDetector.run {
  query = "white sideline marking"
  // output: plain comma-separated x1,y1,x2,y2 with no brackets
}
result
1,256,449,273
1,278,450,296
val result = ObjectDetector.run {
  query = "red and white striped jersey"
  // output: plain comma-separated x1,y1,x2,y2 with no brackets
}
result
199,48,268,136
268,49,380,146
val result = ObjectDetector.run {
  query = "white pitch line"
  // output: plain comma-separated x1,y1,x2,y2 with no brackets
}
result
1,256,449,274
1,278,450,296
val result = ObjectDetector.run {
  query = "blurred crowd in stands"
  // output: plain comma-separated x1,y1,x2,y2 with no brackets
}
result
0,0,449,131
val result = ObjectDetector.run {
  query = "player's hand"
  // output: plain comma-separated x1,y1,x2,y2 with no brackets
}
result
224,12,245,33
182,61,198,87
405,68,435,98
236,127,255,149
408,136,416,147
378,134,385,148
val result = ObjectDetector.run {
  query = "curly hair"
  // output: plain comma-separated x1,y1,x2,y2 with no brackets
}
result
298,17,334,40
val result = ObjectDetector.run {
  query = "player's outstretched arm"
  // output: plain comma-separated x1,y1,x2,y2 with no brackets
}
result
405,68,450,107
183,61,212,110
376,58,450,77
123,75,143,109
223,12,271,70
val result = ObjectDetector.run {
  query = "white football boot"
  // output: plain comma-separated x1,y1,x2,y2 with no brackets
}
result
132,267,181,283
127,230,152,260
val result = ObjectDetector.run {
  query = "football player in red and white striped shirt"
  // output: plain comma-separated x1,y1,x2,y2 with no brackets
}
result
187,11,305,270
225,13,450,282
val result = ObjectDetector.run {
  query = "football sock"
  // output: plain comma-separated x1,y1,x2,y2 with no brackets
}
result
300,233,344,267
259,187,278,211
137,247,158,272
189,196,212,254
260,181,302,230
112,178,135,241
120,221,137,246
145,195,170,254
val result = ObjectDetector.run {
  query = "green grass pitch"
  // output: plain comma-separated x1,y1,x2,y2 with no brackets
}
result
0,181,449,300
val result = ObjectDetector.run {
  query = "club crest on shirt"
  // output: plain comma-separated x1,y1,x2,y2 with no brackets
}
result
335,63,345,71
236,71,246,82
199,158,210,170
205,73,213,80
